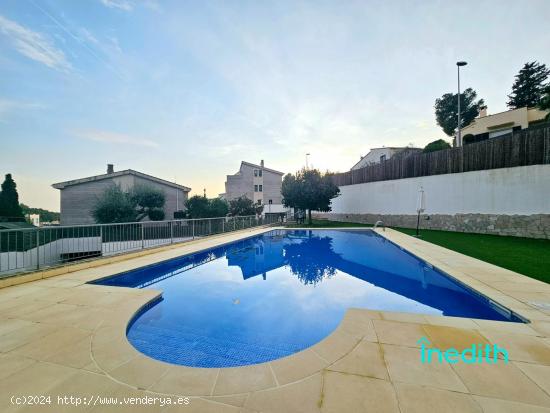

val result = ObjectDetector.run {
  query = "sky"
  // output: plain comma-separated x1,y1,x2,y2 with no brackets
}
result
1,0,549,211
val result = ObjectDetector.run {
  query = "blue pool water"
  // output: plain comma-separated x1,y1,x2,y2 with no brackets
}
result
92,229,523,367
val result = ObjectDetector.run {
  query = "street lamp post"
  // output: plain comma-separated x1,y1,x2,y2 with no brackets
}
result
456,61,467,147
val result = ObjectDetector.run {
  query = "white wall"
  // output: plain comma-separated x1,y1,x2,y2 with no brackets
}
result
330,164,550,215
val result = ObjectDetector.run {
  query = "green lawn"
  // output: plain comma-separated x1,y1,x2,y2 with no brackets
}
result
285,219,550,283
394,227,550,283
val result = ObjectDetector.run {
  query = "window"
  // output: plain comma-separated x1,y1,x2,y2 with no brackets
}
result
380,154,386,162
489,128,513,139
254,185,258,192
259,185,263,192
257,199,262,205
258,170,263,177
254,170,258,177
268,199,272,204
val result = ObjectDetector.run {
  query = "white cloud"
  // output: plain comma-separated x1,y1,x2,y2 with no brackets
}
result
78,28,99,45
0,15,70,70
100,0,134,11
143,1,162,12
76,130,159,147
99,0,162,13
0,98,45,121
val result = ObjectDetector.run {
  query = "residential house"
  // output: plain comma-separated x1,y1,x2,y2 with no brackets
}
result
52,164,191,225
26,214,40,227
351,147,422,170
458,106,549,145
222,160,287,216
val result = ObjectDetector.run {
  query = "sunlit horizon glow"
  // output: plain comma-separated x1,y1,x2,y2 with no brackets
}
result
1,0,549,211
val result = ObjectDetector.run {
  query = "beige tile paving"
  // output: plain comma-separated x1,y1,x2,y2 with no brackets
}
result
0,362,81,402
270,349,327,385
0,322,61,353
373,319,428,348
11,327,91,360
309,328,362,364
473,395,550,413
452,360,550,406
380,311,429,324
149,366,219,396
204,394,248,408
394,382,482,413
515,361,550,395
382,344,468,392
423,314,480,330
213,364,277,395
327,340,389,380
0,353,37,380
480,329,550,364
245,373,322,413
320,371,400,413
423,324,489,352
109,355,171,390
1,227,550,412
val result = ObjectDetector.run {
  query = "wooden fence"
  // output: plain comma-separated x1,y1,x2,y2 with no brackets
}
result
331,125,550,186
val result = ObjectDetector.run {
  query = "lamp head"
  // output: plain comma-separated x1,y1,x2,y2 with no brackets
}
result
456,61,467,67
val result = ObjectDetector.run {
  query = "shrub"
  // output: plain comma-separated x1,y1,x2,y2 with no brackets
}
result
173,210,185,219
148,209,165,221
423,139,451,153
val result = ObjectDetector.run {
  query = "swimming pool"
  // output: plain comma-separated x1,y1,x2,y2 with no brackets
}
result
92,229,523,367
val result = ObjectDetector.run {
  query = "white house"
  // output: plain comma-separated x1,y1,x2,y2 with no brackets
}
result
351,147,422,170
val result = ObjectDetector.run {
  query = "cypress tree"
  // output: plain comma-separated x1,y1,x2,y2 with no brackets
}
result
0,174,24,218
507,61,550,109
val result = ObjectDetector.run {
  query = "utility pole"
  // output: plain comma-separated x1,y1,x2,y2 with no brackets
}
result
456,61,468,147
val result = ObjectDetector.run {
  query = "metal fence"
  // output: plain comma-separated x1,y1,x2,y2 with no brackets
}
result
0,215,280,277
331,125,550,186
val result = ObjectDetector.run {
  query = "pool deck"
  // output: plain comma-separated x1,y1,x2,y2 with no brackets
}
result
2,226,550,412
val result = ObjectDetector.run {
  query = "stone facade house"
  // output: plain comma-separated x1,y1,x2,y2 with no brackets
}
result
52,165,191,225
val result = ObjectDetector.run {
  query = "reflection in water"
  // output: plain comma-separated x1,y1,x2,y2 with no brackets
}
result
225,230,340,285
283,234,338,285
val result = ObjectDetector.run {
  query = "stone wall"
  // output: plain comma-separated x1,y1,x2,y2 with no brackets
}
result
313,212,550,239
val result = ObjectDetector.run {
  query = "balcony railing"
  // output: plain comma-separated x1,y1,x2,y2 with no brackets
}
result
0,215,280,277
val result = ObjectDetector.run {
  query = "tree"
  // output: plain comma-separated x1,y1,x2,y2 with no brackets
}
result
130,185,166,221
539,84,550,121
435,88,485,136
209,198,229,217
185,195,229,218
507,61,550,109
423,139,451,153
228,195,258,216
20,204,60,222
185,195,210,218
281,168,340,224
92,185,137,224
0,174,24,219
92,184,166,223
